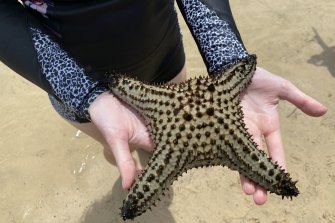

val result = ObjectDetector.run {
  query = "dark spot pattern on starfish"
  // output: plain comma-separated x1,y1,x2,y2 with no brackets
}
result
107,55,299,220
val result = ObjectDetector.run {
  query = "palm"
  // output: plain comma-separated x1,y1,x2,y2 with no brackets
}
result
240,68,283,163
91,92,153,149
89,92,154,188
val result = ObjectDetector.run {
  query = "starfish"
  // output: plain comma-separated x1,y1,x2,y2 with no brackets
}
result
107,55,299,220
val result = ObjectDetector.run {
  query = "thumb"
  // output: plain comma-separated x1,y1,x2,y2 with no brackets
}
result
279,80,327,117
107,137,136,189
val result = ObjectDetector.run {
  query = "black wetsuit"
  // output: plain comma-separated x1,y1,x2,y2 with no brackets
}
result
0,0,249,122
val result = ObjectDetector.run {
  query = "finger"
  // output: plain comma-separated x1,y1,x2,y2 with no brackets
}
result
253,185,268,205
240,175,256,195
252,120,284,204
254,123,286,205
104,145,143,179
108,138,136,189
240,174,269,205
132,136,155,152
264,128,287,170
279,80,327,117
103,147,117,165
128,105,156,152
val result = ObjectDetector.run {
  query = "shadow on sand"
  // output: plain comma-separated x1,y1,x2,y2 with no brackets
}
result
308,28,335,77
80,150,176,223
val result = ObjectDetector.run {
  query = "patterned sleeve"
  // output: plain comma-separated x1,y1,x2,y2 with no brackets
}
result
29,26,107,120
176,0,249,74
0,0,106,120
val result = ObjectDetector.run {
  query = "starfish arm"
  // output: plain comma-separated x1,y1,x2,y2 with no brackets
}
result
214,55,257,100
120,142,189,220
108,75,186,117
179,55,257,103
221,116,299,197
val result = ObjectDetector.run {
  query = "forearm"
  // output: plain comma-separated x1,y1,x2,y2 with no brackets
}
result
176,0,249,74
29,27,107,119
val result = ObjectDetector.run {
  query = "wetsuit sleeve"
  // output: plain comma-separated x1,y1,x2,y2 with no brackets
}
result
176,0,249,74
0,0,107,120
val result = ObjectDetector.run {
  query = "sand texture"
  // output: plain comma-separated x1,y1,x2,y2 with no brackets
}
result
0,0,334,222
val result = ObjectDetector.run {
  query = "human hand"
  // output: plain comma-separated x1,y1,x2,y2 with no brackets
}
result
88,92,155,189
239,67,327,204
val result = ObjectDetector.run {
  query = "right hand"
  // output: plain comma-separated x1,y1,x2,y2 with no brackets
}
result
239,67,327,204
88,92,155,189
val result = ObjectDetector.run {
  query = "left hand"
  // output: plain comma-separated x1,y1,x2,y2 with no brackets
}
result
89,92,155,189
239,67,327,204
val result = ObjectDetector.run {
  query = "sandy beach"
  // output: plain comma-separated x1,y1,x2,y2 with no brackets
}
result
0,0,334,222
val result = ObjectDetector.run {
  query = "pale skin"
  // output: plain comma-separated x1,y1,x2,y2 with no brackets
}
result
69,65,327,205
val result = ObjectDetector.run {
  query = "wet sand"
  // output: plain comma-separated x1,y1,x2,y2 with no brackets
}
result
1,0,335,222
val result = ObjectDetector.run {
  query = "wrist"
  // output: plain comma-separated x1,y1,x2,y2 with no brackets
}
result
78,86,109,120
88,91,119,118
